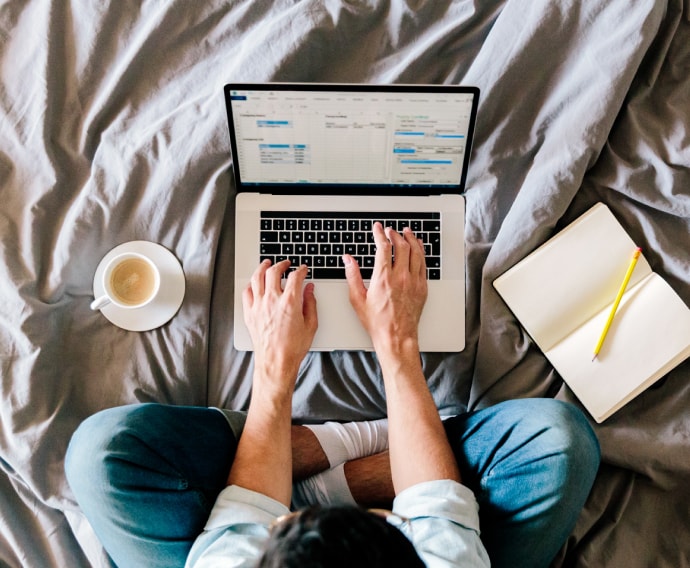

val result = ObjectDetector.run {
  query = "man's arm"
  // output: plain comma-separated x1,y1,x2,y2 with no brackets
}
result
227,260,317,506
345,223,461,493
292,427,395,508
291,425,330,481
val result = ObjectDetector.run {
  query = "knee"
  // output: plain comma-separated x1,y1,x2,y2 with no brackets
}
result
541,400,600,467
65,404,152,502
524,399,601,494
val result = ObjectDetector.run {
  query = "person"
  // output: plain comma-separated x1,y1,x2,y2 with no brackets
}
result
65,224,600,568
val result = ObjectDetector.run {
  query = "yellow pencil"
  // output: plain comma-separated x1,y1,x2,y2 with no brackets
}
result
592,247,642,361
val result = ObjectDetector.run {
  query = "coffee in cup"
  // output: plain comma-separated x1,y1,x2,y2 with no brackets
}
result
91,252,160,311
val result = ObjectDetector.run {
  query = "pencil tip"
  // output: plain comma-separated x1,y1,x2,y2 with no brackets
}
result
592,354,597,362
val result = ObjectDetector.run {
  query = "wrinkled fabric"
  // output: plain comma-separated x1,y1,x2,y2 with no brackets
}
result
1,0,689,566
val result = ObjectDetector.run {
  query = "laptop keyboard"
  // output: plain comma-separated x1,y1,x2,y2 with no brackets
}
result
259,211,441,280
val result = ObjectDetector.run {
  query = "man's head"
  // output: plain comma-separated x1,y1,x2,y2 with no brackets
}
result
257,505,425,568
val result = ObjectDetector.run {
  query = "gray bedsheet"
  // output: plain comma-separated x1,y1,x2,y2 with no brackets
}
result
1,0,689,566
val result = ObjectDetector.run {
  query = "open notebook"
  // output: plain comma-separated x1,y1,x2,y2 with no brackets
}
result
493,203,690,422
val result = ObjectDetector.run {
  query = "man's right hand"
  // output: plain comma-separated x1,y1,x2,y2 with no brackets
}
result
343,222,428,353
343,222,461,494
242,259,318,395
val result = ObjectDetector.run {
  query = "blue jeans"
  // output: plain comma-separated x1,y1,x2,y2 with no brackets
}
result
65,399,599,568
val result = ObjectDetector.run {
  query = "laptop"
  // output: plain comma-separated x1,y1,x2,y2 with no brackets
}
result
224,83,479,352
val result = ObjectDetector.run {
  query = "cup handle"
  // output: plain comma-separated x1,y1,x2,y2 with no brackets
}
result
90,295,111,311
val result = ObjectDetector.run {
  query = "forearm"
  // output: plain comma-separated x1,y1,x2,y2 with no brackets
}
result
227,382,294,507
291,422,394,508
377,341,461,493
344,451,395,508
232,259,317,507
291,425,330,481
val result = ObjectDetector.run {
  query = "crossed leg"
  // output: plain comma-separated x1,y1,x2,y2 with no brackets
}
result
65,399,599,568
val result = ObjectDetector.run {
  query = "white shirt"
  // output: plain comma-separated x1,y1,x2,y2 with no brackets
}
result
185,479,490,567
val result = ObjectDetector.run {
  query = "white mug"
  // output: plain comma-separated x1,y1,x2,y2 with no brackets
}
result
91,252,161,311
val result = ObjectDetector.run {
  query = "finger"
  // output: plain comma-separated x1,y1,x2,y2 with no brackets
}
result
283,264,309,298
302,282,318,333
242,281,256,330
250,258,271,297
372,222,392,276
242,282,254,312
265,259,291,293
416,237,427,278
405,228,424,276
388,226,410,272
343,254,367,312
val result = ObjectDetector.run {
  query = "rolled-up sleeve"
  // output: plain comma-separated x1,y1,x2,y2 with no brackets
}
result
393,479,491,568
184,485,289,568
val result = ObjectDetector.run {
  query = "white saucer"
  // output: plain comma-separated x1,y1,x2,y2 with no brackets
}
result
93,241,185,331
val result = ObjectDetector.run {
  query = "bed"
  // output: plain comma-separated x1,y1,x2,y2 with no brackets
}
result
2,0,689,566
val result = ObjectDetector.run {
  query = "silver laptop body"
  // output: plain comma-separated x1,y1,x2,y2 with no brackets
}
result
224,83,479,352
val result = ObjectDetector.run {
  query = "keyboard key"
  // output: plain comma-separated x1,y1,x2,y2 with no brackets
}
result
261,243,281,254
312,267,346,279
261,231,278,242
423,220,440,231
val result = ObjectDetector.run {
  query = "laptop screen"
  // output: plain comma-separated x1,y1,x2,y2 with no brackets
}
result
225,84,479,193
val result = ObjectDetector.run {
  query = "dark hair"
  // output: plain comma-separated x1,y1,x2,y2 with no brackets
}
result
256,505,425,568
